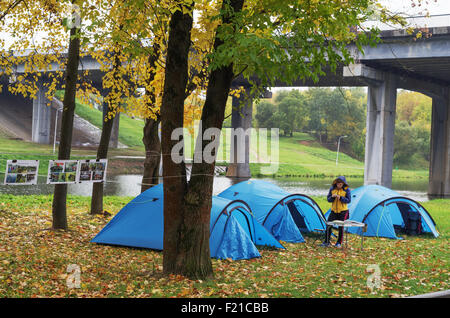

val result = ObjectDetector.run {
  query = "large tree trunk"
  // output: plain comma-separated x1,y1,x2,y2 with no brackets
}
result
161,0,243,280
141,116,161,192
52,25,80,230
160,2,195,278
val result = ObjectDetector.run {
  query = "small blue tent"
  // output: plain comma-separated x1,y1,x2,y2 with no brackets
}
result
218,180,326,243
91,184,284,260
325,185,439,239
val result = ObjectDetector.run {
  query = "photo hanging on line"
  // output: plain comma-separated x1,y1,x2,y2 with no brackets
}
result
79,159,108,183
47,160,80,184
4,160,40,185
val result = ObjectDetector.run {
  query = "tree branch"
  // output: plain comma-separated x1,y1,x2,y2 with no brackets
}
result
0,0,25,22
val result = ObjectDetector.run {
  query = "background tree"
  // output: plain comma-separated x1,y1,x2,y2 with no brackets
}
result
255,100,277,129
52,7,81,229
303,88,333,143
89,26,127,215
325,88,366,158
274,90,309,136
394,90,432,167
1,0,126,226
1,0,93,229
87,0,143,214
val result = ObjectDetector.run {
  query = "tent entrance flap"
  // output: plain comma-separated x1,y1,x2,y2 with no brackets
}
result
393,202,422,235
287,198,326,232
389,201,438,237
265,204,305,243
287,201,309,231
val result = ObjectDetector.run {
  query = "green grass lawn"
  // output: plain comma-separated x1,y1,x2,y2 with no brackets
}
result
0,130,99,176
0,129,146,177
54,91,145,149
250,140,364,177
0,194,447,298
73,101,145,148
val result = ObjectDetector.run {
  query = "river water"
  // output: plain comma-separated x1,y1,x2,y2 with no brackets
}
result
0,174,430,202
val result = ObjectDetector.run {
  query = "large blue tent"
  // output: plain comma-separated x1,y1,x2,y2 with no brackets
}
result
91,184,284,260
325,185,439,239
218,180,326,243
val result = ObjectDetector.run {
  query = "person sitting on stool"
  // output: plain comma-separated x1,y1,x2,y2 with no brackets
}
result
321,176,351,248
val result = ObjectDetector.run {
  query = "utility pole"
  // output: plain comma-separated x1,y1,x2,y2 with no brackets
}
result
336,135,347,166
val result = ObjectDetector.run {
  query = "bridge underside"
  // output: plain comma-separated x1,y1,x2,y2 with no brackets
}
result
0,74,120,149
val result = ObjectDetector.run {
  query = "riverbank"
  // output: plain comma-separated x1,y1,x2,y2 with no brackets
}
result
0,127,430,179
0,175,433,202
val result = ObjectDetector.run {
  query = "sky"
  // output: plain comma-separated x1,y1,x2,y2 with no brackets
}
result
379,0,450,16
3,0,450,48
374,0,450,29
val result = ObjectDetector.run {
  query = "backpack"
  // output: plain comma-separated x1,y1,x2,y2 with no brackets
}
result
406,212,422,236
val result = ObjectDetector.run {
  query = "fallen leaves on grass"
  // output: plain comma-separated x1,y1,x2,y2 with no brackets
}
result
0,195,448,298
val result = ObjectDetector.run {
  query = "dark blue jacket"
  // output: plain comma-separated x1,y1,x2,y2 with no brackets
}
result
327,176,351,205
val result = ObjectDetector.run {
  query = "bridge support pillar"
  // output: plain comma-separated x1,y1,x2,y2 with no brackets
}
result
428,93,450,198
32,80,52,144
226,91,252,178
364,73,397,188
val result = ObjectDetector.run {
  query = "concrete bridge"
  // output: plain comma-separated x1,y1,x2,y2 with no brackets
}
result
0,53,119,148
1,23,450,198
228,26,450,199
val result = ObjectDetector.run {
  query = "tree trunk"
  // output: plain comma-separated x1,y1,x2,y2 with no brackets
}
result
52,25,80,230
185,0,243,276
141,116,161,192
161,0,243,280
90,35,123,214
141,41,162,193
90,101,116,214
160,2,195,278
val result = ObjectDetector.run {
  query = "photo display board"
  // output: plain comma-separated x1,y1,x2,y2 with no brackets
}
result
79,159,107,183
4,160,39,185
47,160,80,184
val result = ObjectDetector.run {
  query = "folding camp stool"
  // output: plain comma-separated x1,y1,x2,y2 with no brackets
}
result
313,228,325,245
313,228,337,245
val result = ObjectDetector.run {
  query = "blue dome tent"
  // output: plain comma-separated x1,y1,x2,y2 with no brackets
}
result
91,184,284,260
325,185,439,239
218,180,327,243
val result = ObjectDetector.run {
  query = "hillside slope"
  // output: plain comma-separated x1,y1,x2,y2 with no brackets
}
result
0,91,33,141
0,91,126,147
247,132,428,179
247,132,366,177
55,93,145,148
